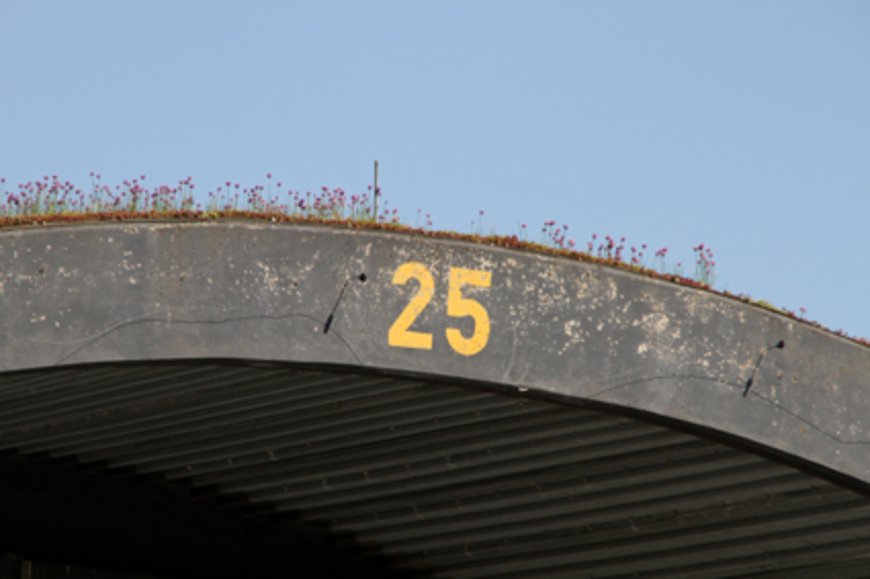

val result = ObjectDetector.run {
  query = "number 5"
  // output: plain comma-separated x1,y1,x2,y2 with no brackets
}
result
446,268,492,356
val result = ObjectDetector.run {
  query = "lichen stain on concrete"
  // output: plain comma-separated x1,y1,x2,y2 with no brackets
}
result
55,266,81,280
120,258,143,273
473,254,498,272
681,292,701,317
535,266,573,310
520,278,538,303
635,312,670,335
558,319,586,355
502,258,519,291
256,261,281,293
568,270,593,299
573,273,615,314
605,277,619,301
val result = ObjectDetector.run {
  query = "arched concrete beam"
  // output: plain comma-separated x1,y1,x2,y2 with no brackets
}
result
2,221,868,483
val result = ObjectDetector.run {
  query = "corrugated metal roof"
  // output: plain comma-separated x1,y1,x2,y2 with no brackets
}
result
2,361,870,577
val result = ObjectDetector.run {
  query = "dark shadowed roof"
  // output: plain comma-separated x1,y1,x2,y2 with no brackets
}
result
3,361,870,578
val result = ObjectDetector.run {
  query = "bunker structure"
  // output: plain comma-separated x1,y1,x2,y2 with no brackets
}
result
1,221,870,578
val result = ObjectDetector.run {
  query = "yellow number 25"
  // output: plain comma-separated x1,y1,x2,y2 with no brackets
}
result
388,262,492,356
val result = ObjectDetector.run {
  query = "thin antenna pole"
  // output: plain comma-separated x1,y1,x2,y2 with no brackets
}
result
373,160,379,222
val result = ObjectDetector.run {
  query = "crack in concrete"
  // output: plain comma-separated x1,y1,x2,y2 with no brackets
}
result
51,311,362,366
743,340,786,397
586,373,870,446
324,273,367,335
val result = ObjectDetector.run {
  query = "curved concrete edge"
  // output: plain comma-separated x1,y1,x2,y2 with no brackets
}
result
2,221,869,483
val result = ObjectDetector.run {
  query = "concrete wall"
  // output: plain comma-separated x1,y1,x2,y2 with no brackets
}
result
2,221,868,483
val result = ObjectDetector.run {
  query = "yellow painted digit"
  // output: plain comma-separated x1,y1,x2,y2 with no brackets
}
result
388,262,434,350
445,267,492,356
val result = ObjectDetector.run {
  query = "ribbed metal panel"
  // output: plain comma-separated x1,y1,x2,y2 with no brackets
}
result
2,362,870,577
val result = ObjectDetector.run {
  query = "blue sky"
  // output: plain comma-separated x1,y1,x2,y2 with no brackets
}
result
2,1,869,337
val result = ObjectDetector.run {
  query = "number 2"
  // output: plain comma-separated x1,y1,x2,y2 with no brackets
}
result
388,262,435,350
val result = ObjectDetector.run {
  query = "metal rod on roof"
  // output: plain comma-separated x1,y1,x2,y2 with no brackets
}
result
373,160,379,222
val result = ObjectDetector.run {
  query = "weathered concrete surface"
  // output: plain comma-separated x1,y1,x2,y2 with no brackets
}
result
1,221,869,483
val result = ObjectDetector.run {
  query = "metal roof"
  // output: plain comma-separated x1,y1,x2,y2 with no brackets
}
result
3,361,870,578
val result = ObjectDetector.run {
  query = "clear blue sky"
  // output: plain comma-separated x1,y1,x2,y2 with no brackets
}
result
2,1,869,338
